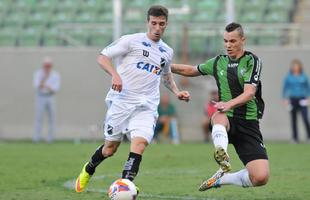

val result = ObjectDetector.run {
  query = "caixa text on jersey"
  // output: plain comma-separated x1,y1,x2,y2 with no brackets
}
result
136,61,162,75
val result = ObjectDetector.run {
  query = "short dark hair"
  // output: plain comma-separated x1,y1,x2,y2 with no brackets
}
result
225,22,244,37
147,5,168,21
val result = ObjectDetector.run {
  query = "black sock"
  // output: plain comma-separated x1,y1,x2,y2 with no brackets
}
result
122,152,142,181
86,144,107,175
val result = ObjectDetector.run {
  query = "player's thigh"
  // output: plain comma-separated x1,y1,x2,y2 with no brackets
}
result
128,109,157,144
246,159,269,185
230,119,267,162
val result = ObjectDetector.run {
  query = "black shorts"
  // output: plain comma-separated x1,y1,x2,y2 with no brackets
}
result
228,117,268,165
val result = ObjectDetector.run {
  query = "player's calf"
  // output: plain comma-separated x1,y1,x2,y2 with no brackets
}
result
122,152,142,181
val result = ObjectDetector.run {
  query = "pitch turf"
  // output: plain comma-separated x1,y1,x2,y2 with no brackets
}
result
1,141,309,200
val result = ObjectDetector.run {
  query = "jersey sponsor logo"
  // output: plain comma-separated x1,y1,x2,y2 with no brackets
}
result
142,41,151,47
228,63,238,68
143,50,149,57
158,46,166,53
136,61,162,75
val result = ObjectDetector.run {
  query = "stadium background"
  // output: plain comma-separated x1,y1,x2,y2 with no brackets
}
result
1,0,310,142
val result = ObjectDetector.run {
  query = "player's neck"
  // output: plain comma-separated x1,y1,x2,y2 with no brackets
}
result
229,50,245,60
146,32,160,43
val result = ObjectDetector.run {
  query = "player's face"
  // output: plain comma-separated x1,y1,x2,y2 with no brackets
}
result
147,15,167,42
224,30,245,59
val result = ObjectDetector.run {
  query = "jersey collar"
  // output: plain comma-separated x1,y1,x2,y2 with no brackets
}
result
228,50,246,62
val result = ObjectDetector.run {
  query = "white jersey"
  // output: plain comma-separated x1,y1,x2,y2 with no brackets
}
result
100,32,173,111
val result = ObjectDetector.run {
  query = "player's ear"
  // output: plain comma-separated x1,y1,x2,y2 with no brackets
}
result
241,36,246,45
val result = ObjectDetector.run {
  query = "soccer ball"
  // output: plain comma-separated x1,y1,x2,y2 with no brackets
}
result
108,179,138,200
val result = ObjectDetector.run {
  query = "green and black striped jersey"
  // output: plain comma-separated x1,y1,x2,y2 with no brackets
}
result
197,51,264,120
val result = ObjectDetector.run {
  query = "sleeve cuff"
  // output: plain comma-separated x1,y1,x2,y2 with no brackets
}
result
197,65,206,75
244,82,257,87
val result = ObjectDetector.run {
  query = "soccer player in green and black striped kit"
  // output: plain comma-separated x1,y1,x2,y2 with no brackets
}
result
171,23,269,191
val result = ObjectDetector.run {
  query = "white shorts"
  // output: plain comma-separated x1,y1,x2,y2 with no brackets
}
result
103,100,158,144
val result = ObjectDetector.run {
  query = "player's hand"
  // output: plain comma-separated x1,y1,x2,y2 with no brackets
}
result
214,101,232,112
177,91,190,102
111,73,122,92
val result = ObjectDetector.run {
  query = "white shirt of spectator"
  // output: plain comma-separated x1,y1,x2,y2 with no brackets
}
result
100,32,173,111
33,69,61,95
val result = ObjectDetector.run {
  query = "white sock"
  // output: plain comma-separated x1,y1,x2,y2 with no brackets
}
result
220,169,253,187
212,124,228,151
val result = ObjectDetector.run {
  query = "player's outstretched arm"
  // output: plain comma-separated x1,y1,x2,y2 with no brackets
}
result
162,72,190,102
97,54,122,92
171,63,201,77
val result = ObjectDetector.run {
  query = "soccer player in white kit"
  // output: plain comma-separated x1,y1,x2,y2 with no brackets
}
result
75,5,190,193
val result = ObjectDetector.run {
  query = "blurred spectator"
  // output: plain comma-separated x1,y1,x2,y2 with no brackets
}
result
154,93,180,144
33,57,61,143
180,76,190,88
202,89,219,142
282,59,310,143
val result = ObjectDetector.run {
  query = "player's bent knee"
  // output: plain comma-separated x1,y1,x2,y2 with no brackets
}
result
250,172,269,186
102,146,118,157
211,112,229,129
131,137,149,154
131,143,147,154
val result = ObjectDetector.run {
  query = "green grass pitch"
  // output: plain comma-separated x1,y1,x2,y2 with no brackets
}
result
1,141,309,200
